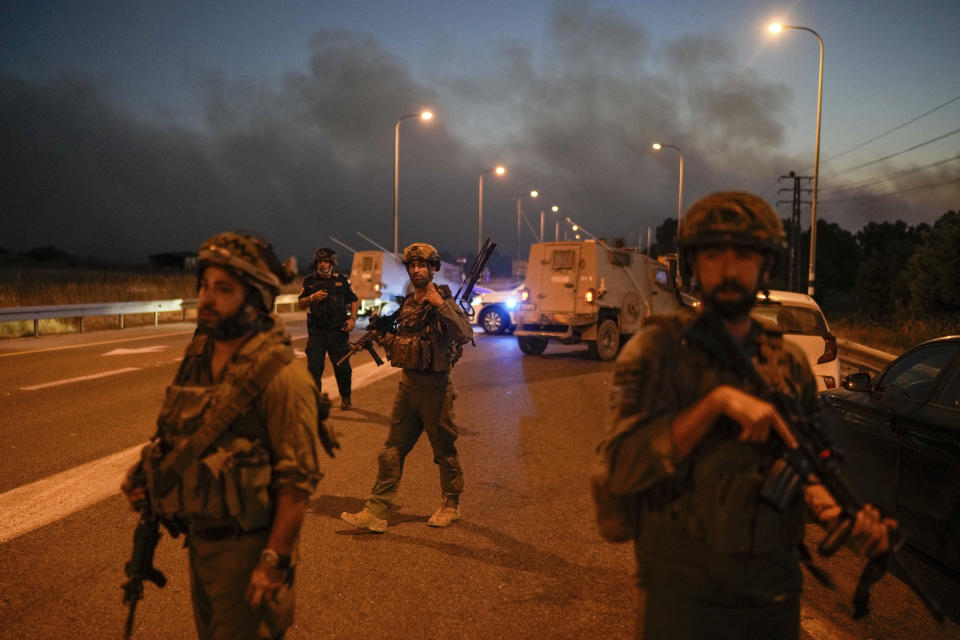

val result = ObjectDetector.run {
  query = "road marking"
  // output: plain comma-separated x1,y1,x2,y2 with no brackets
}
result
0,360,399,544
0,445,142,544
103,346,169,356
21,367,142,391
0,329,195,359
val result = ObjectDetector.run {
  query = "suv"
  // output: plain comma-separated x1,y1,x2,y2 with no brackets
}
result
472,285,521,335
750,290,840,392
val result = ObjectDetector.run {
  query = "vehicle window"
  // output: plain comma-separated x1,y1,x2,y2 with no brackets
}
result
750,304,827,336
361,256,373,271
877,345,960,400
932,360,960,409
552,250,575,270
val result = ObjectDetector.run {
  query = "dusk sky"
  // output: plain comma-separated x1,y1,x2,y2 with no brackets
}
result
2,0,958,264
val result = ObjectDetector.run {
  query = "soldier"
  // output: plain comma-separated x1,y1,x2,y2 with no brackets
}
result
593,192,895,639
298,247,359,410
121,232,334,640
340,242,473,532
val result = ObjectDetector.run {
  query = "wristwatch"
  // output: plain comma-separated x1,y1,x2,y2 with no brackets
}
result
259,548,292,571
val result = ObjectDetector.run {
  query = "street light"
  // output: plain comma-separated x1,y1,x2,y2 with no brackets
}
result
540,204,560,242
652,143,684,230
514,189,539,260
394,110,434,254
478,165,506,254
565,216,598,240
769,21,823,297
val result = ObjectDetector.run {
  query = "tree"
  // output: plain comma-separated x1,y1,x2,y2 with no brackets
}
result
854,221,927,320
904,211,960,320
794,219,860,312
651,217,677,257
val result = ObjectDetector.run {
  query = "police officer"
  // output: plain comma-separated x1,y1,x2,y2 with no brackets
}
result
340,243,473,532
593,192,895,639
121,232,332,640
298,248,359,410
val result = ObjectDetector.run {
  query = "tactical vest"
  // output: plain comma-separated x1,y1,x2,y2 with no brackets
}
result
141,325,293,533
385,288,463,372
305,273,350,330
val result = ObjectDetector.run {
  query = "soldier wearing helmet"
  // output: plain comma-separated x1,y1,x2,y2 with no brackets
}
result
298,247,359,409
592,192,895,639
121,231,336,640
341,241,473,532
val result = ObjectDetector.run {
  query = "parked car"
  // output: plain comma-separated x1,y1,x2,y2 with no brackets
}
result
819,336,960,572
750,290,840,392
471,285,521,335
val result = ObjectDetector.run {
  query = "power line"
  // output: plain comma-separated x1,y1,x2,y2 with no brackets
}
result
821,127,960,180
819,177,960,203
820,93,960,166
820,155,960,195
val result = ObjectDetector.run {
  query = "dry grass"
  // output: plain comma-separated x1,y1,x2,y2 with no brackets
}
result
830,316,960,354
0,265,301,339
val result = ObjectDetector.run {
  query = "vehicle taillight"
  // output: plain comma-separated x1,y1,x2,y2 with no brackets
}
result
374,282,382,292
823,376,836,389
818,333,837,364
520,288,530,301
584,288,596,303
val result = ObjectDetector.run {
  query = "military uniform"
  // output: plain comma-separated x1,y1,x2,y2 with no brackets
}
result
142,318,324,640
597,310,817,639
363,286,474,518
299,270,358,398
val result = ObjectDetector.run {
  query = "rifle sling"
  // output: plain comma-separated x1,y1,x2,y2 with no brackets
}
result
154,343,293,498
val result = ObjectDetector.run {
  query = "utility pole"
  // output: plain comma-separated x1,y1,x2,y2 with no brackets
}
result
776,171,811,292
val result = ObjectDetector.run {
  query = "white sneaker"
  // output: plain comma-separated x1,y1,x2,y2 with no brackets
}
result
340,508,387,533
427,500,461,527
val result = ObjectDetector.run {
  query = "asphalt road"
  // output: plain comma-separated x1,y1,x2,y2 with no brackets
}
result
0,317,957,639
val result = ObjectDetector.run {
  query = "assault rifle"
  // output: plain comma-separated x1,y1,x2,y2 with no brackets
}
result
335,309,396,367
455,236,497,317
683,310,946,622
121,467,173,639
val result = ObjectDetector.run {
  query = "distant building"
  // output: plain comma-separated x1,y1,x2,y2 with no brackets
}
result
149,251,198,271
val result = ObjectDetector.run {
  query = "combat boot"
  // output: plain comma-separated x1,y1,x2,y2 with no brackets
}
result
340,508,387,533
427,498,460,527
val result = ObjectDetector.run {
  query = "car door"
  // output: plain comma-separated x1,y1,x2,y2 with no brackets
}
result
893,345,960,570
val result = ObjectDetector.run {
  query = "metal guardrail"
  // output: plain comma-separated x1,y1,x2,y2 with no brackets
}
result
838,338,896,375
0,294,301,337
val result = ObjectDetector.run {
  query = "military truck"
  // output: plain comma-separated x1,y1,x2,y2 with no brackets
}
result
513,240,683,360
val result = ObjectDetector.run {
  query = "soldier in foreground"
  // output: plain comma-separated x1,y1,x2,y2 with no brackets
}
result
298,247,358,409
121,232,331,640
341,242,473,532
593,192,895,639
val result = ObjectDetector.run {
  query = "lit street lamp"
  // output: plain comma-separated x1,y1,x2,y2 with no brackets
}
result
769,22,823,297
478,165,506,254
652,142,684,231
540,204,560,242
394,110,433,254
565,216,598,240
514,190,539,260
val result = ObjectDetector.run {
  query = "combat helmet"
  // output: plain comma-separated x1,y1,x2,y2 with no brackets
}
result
198,232,295,311
679,191,786,252
401,242,441,269
314,247,338,267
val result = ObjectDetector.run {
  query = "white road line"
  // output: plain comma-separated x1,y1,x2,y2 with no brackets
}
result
21,367,142,391
0,360,399,544
0,445,142,544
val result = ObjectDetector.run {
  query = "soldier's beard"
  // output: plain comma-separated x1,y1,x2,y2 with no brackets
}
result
317,265,332,277
702,280,758,319
410,273,431,289
197,291,269,340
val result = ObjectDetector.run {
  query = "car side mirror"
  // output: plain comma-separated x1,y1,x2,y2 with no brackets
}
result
841,372,871,392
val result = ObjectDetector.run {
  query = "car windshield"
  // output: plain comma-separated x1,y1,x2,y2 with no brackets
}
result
751,303,827,336
877,345,959,400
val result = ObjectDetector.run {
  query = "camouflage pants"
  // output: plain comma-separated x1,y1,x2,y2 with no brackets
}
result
366,370,463,517
188,531,295,640
305,329,352,398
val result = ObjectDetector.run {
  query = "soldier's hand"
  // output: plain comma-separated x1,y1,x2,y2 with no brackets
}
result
120,464,148,510
344,317,356,332
244,564,286,610
311,290,328,302
716,385,798,449
818,502,897,558
422,283,444,308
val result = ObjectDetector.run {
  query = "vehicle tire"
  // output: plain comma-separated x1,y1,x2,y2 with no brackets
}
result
517,336,548,355
479,306,509,335
588,318,620,361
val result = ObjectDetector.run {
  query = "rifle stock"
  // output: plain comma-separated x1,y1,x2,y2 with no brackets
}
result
684,310,946,623
455,237,497,316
